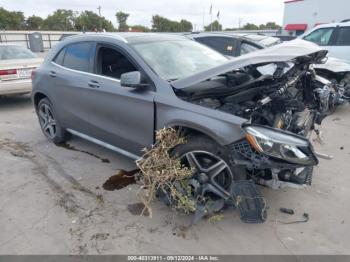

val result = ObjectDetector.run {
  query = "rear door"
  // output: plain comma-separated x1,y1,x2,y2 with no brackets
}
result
82,42,155,156
331,26,350,63
49,41,95,134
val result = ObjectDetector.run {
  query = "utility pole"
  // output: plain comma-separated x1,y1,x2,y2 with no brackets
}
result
238,17,243,29
210,3,213,32
97,5,102,32
202,5,205,31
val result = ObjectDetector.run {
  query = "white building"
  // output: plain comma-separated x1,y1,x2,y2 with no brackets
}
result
283,0,350,36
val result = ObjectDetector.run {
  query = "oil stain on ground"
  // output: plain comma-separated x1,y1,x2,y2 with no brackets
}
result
102,169,139,191
58,143,110,163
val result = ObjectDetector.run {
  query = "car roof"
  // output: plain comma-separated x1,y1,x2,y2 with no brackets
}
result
186,32,243,40
185,32,266,48
63,32,189,44
313,21,350,29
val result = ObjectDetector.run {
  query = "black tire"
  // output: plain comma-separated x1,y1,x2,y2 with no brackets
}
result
37,98,69,144
172,135,247,181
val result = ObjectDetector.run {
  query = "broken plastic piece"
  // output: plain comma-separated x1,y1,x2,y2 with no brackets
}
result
190,199,225,226
279,212,310,224
280,208,294,215
230,180,267,223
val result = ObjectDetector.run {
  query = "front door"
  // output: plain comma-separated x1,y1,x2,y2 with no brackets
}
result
83,43,155,156
330,26,350,63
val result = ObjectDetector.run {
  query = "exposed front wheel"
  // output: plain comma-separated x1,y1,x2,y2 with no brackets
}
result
171,135,247,201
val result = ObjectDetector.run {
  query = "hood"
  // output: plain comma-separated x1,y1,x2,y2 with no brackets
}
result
172,39,327,89
314,57,350,73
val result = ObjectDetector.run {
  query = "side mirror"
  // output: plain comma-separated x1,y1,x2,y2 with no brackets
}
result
120,71,148,88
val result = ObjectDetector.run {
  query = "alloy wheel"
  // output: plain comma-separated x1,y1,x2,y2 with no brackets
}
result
180,150,233,200
38,103,57,139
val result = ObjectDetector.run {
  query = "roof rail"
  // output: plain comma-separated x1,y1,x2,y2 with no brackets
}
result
73,32,128,43
341,19,350,23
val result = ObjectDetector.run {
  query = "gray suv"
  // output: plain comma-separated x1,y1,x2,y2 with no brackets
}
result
32,34,325,220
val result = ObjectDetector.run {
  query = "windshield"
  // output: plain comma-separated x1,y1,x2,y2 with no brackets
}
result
0,45,38,60
132,40,228,80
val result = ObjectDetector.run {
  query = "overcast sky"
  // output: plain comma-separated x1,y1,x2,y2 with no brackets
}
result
0,0,285,30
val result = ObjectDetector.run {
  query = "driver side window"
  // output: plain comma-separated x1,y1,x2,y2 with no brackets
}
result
96,45,137,80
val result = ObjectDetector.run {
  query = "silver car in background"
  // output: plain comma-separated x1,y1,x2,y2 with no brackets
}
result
0,44,43,95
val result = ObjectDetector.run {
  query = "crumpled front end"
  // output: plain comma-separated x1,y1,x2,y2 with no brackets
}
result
227,125,318,189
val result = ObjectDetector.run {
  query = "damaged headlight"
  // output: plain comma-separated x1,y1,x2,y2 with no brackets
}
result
244,125,317,165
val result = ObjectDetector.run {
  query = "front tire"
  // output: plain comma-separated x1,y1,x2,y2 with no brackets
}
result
37,98,68,144
171,135,247,200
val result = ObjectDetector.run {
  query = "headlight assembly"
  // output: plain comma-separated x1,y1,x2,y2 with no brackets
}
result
244,125,317,165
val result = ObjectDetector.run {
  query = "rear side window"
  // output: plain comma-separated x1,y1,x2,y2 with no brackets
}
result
195,37,236,56
62,42,92,72
303,28,334,46
53,48,65,65
335,27,350,46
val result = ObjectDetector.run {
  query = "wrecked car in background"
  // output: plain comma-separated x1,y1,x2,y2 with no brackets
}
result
32,34,331,223
187,32,350,109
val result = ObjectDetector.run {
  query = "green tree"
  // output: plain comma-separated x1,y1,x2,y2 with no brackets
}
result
75,11,114,32
152,15,192,32
42,9,77,31
263,22,281,30
0,7,25,30
224,27,239,31
26,15,43,30
204,20,222,31
129,25,150,32
179,19,193,32
116,11,129,31
242,23,259,30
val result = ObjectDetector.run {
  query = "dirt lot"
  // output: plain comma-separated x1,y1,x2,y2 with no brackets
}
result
0,94,350,255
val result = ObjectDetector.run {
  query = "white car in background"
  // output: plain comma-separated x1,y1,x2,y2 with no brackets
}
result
0,44,43,95
301,21,350,63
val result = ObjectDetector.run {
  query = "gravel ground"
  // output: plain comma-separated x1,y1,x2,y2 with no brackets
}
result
0,94,350,255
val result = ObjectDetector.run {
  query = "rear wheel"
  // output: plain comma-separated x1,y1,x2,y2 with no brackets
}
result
37,98,69,144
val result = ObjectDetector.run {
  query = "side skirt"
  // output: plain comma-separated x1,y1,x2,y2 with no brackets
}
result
66,128,141,161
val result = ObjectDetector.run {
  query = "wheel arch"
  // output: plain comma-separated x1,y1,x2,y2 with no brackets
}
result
167,122,227,146
33,92,49,110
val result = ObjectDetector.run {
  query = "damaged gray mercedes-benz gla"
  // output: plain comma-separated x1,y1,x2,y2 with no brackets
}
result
32,33,329,223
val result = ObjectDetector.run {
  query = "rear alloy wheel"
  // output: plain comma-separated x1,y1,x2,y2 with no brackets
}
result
37,98,68,144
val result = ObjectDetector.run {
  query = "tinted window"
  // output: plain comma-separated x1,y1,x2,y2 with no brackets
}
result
53,48,65,65
303,28,334,46
241,42,259,55
335,27,350,46
63,42,92,72
0,45,37,60
195,37,236,56
96,46,137,79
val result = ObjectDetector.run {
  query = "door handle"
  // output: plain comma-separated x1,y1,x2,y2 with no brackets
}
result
49,71,56,77
88,80,100,88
